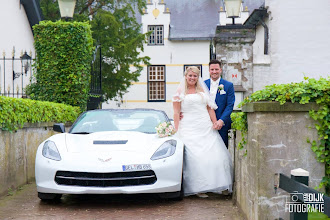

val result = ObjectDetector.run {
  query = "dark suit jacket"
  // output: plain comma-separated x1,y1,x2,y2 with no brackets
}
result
205,78,235,146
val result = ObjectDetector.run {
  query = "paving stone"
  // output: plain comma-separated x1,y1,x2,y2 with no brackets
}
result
0,183,245,220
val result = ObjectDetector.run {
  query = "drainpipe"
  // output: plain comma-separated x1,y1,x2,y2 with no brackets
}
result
209,38,216,60
259,19,269,55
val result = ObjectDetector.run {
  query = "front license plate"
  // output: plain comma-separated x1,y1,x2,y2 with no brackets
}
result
122,164,152,171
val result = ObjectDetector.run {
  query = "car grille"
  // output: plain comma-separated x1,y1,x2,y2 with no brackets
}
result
55,170,157,187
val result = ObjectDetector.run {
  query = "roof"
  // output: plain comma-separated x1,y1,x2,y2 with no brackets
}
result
244,7,268,26
136,0,264,40
166,0,222,40
20,0,43,33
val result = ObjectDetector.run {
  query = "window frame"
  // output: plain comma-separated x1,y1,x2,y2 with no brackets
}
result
147,25,164,46
147,65,166,102
183,64,203,77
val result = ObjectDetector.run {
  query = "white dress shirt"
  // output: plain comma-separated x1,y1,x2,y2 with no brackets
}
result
209,77,220,102
209,77,225,126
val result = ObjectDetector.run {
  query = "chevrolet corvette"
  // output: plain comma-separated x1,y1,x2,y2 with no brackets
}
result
35,109,184,201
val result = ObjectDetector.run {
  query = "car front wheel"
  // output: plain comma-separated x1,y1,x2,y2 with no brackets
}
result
172,181,184,201
38,192,62,201
159,177,184,201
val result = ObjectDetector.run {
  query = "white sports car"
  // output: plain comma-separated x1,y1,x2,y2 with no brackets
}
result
35,109,184,201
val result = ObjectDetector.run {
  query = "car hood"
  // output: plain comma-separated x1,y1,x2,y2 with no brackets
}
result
64,131,163,153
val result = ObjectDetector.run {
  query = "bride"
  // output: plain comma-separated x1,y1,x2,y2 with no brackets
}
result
172,66,233,198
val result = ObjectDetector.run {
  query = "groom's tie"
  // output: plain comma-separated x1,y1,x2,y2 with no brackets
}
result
210,80,218,101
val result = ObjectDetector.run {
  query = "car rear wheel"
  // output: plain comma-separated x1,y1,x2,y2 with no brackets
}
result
38,192,62,201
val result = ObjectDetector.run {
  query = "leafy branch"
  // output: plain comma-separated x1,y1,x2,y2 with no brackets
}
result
231,112,247,156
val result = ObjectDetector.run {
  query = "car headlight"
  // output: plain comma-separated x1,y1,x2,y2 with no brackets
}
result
42,140,61,161
151,140,177,160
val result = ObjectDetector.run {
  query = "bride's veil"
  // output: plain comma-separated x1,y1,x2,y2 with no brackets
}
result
172,76,218,110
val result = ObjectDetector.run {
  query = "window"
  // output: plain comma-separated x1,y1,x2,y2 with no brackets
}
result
148,25,164,45
148,65,165,101
184,64,203,77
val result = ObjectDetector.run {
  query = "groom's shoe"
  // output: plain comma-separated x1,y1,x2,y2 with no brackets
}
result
196,193,209,198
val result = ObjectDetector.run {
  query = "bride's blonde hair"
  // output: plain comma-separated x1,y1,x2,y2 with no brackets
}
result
184,66,204,94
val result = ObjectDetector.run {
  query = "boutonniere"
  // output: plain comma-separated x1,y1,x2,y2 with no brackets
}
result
218,84,226,94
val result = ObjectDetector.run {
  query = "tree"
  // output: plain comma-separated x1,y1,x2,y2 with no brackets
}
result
40,0,150,100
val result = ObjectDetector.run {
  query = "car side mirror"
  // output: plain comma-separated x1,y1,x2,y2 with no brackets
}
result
53,123,65,133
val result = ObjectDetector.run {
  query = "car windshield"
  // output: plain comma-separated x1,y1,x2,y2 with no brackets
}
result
69,109,169,134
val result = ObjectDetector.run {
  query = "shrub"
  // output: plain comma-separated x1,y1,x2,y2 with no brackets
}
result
26,20,94,111
0,96,81,131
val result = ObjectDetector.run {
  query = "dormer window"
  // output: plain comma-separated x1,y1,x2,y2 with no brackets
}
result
148,25,164,45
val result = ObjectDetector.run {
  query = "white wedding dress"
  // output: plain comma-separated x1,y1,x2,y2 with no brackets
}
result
177,92,233,196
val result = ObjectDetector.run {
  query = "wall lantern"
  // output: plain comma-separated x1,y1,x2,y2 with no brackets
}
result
21,51,32,76
12,51,32,97
224,0,242,25
58,0,76,20
13,51,31,80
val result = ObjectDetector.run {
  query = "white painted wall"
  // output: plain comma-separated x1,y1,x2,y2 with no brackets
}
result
0,0,35,54
253,0,330,92
102,40,212,117
252,17,271,92
103,0,212,117
0,0,36,94
253,17,270,65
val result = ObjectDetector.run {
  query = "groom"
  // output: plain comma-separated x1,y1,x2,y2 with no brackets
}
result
205,59,235,148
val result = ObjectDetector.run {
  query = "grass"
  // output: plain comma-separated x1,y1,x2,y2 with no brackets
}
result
309,211,330,220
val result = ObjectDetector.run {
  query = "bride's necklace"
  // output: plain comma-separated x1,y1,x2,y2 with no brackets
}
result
187,87,196,94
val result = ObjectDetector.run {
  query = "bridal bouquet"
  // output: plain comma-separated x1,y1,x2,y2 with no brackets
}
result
155,122,176,138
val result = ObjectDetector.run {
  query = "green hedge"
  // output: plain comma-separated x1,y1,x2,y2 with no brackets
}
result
0,96,81,131
26,20,94,110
